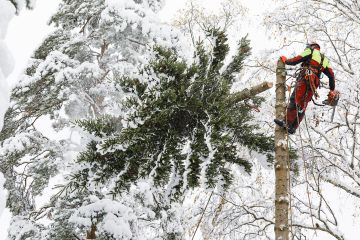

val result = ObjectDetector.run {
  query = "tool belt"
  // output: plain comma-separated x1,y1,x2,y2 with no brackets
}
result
303,67,320,99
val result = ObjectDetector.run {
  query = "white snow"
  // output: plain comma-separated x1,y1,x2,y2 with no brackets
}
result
200,116,217,188
0,1,59,239
0,173,5,217
0,0,15,223
0,0,360,240
69,198,135,239
0,1,14,131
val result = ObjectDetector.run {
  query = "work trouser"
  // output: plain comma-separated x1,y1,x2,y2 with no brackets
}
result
286,71,320,130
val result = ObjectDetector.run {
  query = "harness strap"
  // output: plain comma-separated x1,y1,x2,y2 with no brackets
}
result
318,53,325,72
304,49,324,99
304,69,320,99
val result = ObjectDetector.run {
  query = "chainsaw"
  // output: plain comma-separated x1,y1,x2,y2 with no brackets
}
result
322,90,340,122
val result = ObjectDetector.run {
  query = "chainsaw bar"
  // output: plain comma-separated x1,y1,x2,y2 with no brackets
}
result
330,105,336,122
322,90,340,123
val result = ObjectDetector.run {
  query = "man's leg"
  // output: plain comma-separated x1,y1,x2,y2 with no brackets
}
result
292,76,315,130
275,75,318,133
286,90,298,128
274,83,302,131
274,88,302,133
288,79,313,132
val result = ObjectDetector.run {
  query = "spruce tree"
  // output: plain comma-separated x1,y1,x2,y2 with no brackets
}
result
34,30,274,240
73,29,273,201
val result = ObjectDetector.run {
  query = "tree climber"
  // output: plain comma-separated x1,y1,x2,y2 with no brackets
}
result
274,42,338,134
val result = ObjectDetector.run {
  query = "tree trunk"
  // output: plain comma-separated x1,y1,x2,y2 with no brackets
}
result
274,60,289,240
228,81,273,104
86,224,97,240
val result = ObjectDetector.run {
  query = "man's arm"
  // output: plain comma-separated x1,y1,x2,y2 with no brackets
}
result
323,67,335,90
283,48,312,65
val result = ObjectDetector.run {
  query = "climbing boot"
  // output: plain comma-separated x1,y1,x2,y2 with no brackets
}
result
287,127,296,135
274,119,296,134
274,119,286,128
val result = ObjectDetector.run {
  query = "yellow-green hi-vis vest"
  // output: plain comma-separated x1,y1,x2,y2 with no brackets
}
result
300,48,331,69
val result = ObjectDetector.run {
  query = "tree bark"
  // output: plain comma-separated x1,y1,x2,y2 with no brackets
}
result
86,224,97,240
228,81,273,104
274,59,289,240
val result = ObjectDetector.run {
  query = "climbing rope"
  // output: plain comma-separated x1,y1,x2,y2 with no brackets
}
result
191,190,214,240
285,83,294,238
286,67,317,233
284,67,307,237
297,111,316,230
295,70,315,228
304,113,321,239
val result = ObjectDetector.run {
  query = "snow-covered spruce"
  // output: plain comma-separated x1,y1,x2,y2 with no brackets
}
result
67,29,273,238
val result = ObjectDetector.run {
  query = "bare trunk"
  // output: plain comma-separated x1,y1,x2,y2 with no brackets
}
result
274,60,289,240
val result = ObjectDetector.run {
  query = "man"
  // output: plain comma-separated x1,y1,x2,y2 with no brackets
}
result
274,42,337,134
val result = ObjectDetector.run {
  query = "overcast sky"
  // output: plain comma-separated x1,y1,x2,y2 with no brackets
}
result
4,0,275,85
5,0,60,86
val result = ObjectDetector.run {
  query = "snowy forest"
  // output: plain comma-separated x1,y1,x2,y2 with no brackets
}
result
0,0,359,239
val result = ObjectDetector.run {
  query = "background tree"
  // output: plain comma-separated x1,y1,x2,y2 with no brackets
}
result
0,0,38,224
173,0,247,46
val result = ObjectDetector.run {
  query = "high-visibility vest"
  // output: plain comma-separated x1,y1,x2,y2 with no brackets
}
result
300,48,331,69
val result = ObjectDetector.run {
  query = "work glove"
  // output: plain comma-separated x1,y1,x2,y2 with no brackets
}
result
280,56,287,63
327,90,339,106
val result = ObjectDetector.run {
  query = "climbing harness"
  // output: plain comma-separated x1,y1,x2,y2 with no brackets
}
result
304,68,320,99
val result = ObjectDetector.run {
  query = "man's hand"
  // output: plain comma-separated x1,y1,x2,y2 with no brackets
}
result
328,90,336,98
327,90,339,106
280,56,287,63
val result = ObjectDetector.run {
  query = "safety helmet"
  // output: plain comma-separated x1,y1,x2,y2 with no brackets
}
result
306,41,320,49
